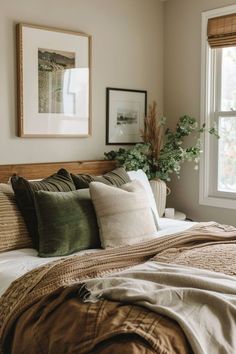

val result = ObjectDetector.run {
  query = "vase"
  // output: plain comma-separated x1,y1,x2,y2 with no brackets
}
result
149,179,170,217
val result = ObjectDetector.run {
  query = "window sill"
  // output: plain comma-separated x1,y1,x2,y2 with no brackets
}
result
199,195,236,210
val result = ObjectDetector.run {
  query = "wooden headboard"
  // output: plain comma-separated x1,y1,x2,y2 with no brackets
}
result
0,160,117,183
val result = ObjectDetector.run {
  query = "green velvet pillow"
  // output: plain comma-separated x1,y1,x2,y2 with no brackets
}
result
34,189,101,257
11,169,76,249
71,167,131,189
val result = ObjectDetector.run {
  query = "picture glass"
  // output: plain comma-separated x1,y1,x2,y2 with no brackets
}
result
38,48,76,114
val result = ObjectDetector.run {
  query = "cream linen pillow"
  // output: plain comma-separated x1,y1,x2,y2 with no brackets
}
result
90,180,157,248
0,183,32,252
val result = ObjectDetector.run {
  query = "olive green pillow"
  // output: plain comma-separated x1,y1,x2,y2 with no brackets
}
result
71,167,130,189
11,169,75,249
34,189,100,257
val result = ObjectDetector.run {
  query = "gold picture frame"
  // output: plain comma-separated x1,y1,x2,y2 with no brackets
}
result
16,23,91,137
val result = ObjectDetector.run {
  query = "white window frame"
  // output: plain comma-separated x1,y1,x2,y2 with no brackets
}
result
199,4,236,210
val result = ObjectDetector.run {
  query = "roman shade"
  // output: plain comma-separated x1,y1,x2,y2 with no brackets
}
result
207,13,236,48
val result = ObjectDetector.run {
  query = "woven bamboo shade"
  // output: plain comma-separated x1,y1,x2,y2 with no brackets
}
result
207,13,236,48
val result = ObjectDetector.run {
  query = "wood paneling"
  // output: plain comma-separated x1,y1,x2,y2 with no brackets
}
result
0,160,117,183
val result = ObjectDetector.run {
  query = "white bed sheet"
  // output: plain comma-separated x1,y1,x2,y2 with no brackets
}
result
0,218,196,298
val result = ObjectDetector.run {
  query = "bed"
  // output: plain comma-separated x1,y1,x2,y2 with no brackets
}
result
0,160,236,354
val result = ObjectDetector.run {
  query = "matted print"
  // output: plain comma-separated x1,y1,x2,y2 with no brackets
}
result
106,88,147,145
16,23,91,137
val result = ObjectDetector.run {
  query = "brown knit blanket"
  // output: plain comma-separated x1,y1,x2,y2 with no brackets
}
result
1,221,236,353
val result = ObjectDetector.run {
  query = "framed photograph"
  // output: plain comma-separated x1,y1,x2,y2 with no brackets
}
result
106,87,147,145
16,23,91,137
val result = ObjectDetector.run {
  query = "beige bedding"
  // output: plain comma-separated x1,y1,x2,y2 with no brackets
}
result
1,221,236,353
82,261,236,354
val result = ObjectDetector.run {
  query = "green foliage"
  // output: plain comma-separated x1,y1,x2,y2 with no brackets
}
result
104,115,219,182
105,143,153,177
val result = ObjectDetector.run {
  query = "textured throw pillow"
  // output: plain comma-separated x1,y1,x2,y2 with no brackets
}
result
11,169,76,249
90,180,158,248
71,167,130,189
0,183,32,252
127,170,160,226
34,189,100,257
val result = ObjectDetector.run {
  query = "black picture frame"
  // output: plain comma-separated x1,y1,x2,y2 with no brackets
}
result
106,87,147,145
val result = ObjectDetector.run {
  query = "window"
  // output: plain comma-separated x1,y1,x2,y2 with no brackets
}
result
215,47,236,195
200,5,236,209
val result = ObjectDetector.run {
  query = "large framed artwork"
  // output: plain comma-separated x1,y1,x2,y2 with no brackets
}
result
106,87,147,145
16,23,91,137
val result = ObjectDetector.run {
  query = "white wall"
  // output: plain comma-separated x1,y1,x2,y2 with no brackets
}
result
0,0,164,164
164,0,236,225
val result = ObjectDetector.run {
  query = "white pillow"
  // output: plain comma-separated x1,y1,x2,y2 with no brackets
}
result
90,180,158,248
127,170,160,226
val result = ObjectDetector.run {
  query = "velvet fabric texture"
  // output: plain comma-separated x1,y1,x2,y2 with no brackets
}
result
71,167,130,189
34,189,100,257
11,169,75,249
